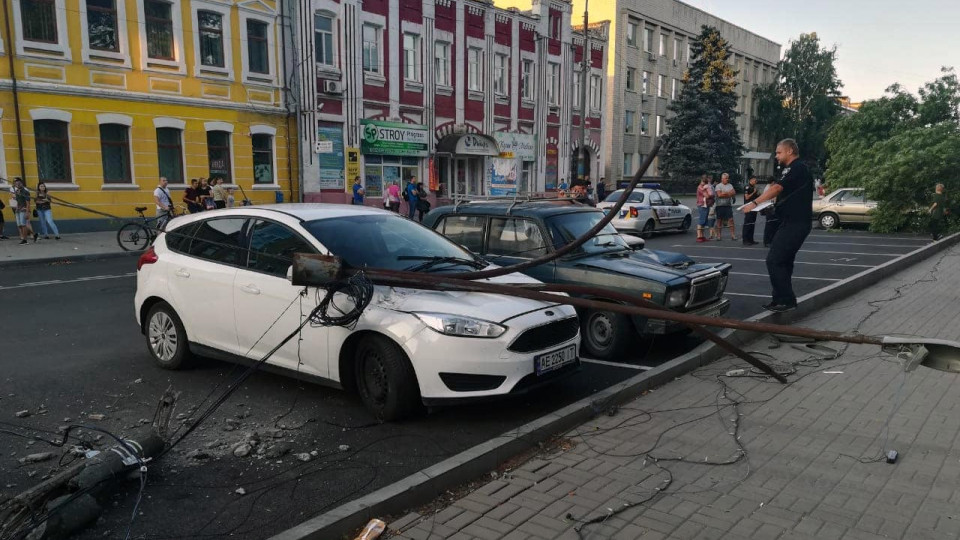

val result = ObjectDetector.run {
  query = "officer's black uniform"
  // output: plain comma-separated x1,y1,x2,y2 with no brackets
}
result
765,159,813,307
742,184,759,244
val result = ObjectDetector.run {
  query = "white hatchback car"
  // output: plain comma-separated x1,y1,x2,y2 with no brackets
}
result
134,205,580,420
596,185,692,238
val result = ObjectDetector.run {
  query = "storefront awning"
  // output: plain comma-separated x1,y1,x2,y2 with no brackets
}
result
741,151,772,160
436,133,501,157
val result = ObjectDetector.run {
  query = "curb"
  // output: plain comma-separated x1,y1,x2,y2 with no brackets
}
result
0,250,139,269
271,232,960,540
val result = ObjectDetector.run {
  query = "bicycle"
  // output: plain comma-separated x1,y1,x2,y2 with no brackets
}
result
116,205,185,251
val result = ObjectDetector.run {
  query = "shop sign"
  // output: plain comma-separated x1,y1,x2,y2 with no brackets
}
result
360,119,429,157
453,134,499,156
493,133,537,161
345,148,361,184
315,126,345,190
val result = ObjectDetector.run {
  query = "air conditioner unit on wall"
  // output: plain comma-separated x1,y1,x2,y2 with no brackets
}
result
647,53,656,62
322,80,343,94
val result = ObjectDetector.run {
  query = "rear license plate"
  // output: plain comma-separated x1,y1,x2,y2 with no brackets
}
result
535,344,578,375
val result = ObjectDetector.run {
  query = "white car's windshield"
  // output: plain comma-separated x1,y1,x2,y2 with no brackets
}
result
603,190,645,203
303,214,486,272
545,211,629,256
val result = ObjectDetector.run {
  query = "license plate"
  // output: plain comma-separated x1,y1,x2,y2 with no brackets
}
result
535,344,578,375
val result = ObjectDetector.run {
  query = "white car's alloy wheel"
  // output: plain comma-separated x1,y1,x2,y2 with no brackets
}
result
149,311,179,363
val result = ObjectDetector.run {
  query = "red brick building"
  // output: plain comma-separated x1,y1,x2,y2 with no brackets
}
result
289,0,609,205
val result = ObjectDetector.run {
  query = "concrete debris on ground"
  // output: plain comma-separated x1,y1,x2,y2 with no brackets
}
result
235,487,246,496
296,452,312,462
338,444,350,452
18,452,53,464
15,410,30,418
87,413,106,421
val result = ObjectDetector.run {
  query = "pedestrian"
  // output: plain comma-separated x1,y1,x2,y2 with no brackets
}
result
706,205,717,240
352,176,365,205
695,175,712,243
0,195,8,240
415,180,430,222
34,182,61,240
386,180,401,213
405,177,419,220
741,176,760,245
198,178,213,210
212,177,227,209
714,173,737,240
11,178,38,245
929,183,948,241
597,177,607,201
815,178,825,198
226,187,236,208
154,176,175,229
183,179,202,213
741,138,813,312
558,178,568,192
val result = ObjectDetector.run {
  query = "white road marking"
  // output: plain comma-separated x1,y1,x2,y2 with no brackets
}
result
581,358,652,370
674,245,901,257
0,273,135,291
730,272,839,282
691,255,874,268
803,241,924,248
806,233,928,242
723,292,770,298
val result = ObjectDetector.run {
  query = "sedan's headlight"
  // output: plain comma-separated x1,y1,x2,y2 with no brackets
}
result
666,288,689,308
414,312,507,338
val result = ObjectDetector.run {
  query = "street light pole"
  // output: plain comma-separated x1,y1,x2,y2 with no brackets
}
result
578,0,589,184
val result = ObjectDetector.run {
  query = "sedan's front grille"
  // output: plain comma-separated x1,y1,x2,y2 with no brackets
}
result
508,317,579,353
687,274,724,308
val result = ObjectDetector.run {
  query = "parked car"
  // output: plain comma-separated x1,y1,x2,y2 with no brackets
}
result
134,205,580,421
596,184,692,238
423,201,731,360
813,188,877,229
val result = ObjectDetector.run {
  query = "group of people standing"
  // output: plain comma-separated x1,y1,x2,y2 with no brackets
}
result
182,177,234,213
695,173,756,243
351,176,432,222
2,177,61,244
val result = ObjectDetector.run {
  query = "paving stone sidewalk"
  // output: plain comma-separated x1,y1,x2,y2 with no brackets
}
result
387,245,960,540
0,231,128,265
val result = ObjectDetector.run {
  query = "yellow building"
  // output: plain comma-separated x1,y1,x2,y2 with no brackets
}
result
0,0,297,229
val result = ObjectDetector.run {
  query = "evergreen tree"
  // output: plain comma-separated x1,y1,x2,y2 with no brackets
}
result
660,26,744,184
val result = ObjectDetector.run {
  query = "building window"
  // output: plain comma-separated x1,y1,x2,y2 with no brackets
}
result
494,53,508,96
686,42,691,62
624,110,635,134
625,67,635,91
753,64,760,83
656,115,664,136
640,113,649,135
20,0,58,43
671,78,678,99
658,74,665,97
548,12,559,39
314,13,335,67
156,128,183,184
659,33,667,56
521,59,534,100
246,20,269,74
468,47,483,91
362,24,380,74
626,21,637,47
145,0,174,60
590,74,601,110
623,153,632,175
207,130,231,183
252,134,273,184
403,33,420,82
521,161,535,192
100,124,131,183
572,71,582,108
87,0,118,51
644,28,653,52
673,37,681,61
435,42,450,86
197,10,224,67
34,120,71,183
547,62,560,105
642,71,650,94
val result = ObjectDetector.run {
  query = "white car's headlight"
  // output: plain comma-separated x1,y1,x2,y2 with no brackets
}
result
414,312,507,338
666,288,689,308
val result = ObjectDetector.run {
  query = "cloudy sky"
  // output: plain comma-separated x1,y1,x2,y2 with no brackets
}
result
685,0,959,101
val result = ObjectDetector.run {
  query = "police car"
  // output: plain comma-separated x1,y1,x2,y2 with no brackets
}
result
596,184,692,238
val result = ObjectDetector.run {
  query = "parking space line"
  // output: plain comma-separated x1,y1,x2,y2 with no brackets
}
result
693,255,874,268
674,245,902,257
724,292,769,298
806,234,928,242
801,241,924,249
581,358,651,370
731,272,839,282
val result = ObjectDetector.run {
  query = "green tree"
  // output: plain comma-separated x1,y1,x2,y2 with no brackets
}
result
754,33,842,175
825,68,960,232
661,26,743,183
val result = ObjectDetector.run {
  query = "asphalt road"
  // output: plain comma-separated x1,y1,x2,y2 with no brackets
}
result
0,218,931,539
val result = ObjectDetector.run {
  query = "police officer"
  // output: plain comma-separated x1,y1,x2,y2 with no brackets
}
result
741,176,759,245
741,139,812,312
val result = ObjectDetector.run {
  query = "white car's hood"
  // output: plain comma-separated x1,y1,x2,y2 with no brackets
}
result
374,272,565,323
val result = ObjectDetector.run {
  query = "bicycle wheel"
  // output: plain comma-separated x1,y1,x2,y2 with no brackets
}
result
117,223,152,251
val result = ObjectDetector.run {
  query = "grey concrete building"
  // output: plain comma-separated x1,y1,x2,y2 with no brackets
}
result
588,0,781,186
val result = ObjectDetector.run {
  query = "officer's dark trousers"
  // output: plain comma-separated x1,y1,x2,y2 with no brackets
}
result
763,215,780,246
930,217,944,240
742,211,757,243
765,220,811,306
